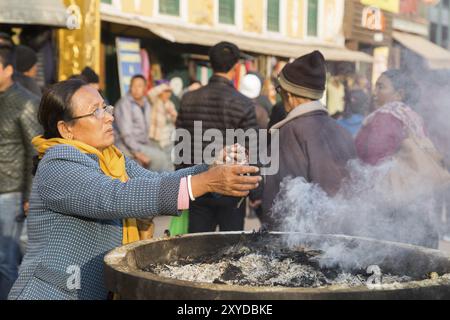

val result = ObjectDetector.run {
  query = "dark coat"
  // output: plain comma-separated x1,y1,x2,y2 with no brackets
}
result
13,73,42,98
176,75,259,207
262,101,356,228
0,83,41,200
176,75,258,169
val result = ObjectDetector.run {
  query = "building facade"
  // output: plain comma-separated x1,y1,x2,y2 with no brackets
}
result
343,0,450,84
429,0,450,48
100,0,346,48
97,0,372,103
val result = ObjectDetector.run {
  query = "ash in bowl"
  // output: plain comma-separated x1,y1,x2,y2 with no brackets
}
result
144,240,416,288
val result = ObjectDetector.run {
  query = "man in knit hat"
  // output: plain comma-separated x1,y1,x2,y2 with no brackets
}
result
262,51,356,229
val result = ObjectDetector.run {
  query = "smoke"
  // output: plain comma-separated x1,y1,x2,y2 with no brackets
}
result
416,70,450,164
272,159,440,270
268,61,450,272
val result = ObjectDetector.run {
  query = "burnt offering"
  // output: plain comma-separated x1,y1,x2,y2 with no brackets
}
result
144,243,413,288
104,232,450,300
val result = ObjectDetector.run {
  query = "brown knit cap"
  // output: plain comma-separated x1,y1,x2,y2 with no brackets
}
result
279,50,326,100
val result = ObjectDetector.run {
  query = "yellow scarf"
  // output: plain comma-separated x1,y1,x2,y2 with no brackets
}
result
32,136,140,245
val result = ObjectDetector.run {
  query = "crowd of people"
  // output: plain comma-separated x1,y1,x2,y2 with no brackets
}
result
1,33,450,300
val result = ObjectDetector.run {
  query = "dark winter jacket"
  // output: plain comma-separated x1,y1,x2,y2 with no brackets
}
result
0,83,41,200
262,101,356,228
176,75,259,203
176,75,258,168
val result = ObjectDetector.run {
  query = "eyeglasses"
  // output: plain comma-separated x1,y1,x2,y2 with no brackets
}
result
69,104,114,121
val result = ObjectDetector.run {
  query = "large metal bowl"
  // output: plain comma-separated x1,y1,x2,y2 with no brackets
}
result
104,232,450,300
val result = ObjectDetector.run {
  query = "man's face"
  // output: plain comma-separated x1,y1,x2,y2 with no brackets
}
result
277,85,291,112
0,62,13,89
130,78,147,101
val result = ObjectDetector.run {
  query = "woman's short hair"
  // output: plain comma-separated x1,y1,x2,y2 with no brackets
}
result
38,79,87,139
381,69,420,106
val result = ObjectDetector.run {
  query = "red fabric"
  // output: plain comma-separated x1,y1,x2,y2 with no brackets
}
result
355,113,406,166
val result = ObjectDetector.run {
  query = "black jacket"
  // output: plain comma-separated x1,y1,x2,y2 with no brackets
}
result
176,75,260,203
13,73,42,98
0,83,42,200
176,75,258,168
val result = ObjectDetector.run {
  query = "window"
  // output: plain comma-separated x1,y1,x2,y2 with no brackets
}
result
219,0,235,25
443,26,449,48
267,0,280,32
159,0,180,16
430,23,437,44
307,0,319,37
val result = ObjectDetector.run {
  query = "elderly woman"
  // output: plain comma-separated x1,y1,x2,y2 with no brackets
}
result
355,70,448,248
8,80,260,300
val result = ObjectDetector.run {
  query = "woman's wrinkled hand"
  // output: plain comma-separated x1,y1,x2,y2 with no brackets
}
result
191,165,261,198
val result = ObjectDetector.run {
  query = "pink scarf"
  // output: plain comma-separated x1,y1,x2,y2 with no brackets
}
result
364,101,426,139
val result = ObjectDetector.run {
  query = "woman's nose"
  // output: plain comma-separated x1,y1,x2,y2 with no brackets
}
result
105,113,114,123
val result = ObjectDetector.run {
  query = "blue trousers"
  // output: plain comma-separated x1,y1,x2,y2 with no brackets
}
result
0,193,24,300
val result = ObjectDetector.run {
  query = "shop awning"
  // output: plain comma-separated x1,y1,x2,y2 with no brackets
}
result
0,0,67,27
393,31,450,69
101,12,373,63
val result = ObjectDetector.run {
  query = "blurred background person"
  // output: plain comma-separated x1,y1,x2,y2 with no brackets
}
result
13,45,41,97
148,79,178,169
0,45,41,299
326,74,346,118
337,78,370,137
81,66,100,91
262,79,277,107
81,66,109,105
240,74,269,130
248,71,273,116
114,75,171,172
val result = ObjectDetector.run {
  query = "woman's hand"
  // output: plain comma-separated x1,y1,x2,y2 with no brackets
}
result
191,165,261,198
